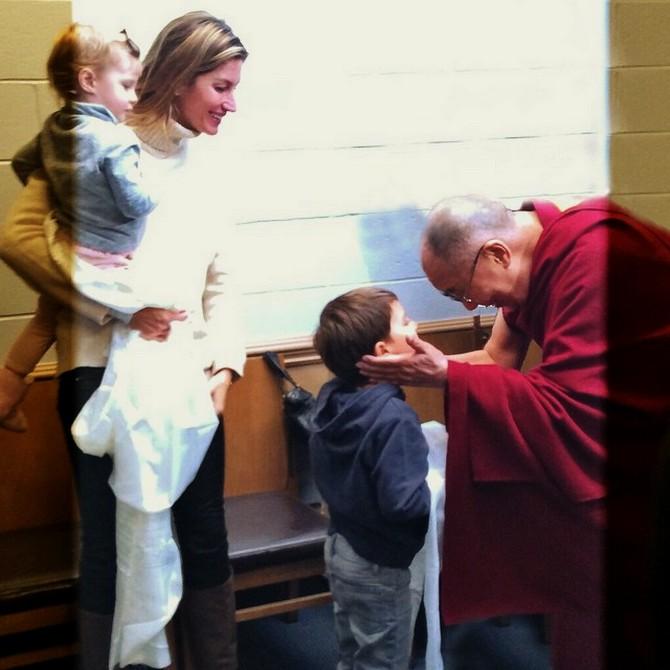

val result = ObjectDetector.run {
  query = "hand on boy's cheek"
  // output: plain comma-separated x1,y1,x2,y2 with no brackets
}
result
380,350,415,362
386,336,415,357
358,334,447,388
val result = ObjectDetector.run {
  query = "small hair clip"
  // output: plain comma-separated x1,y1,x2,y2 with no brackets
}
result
120,29,140,58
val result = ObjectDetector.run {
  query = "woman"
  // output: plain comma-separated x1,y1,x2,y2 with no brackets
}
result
0,11,248,670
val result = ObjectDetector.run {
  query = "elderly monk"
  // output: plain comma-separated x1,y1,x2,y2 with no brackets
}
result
358,195,670,670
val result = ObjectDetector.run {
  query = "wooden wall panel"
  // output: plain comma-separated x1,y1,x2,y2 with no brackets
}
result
0,378,75,533
0,321,541,537
223,356,291,497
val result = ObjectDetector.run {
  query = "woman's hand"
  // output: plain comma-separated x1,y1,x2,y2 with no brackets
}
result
208,368,234,416
357,334,448,388
129,307,187,341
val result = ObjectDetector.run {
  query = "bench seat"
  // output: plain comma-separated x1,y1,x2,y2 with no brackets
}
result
0,492,330,666
0,524,78,667
226,491,331,622
227,491,328,569
0,524,77,607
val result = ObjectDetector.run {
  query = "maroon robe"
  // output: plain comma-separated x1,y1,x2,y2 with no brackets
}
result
440,199,670,662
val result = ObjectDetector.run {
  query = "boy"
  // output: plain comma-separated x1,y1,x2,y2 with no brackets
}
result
311,287,430,669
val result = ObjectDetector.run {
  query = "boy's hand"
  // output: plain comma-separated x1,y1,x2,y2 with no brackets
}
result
129,307,187,341
357,334,448,388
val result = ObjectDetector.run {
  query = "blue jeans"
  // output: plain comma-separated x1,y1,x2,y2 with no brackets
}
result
325,533,413,670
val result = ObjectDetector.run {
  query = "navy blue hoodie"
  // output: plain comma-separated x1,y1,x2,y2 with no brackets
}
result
310,378,430,569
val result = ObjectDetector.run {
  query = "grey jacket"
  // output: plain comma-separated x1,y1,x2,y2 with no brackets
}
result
12,102,157,253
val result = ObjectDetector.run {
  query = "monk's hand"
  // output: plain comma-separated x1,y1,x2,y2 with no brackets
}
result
208,368,234,416
129,307,187,341
357,334,448,388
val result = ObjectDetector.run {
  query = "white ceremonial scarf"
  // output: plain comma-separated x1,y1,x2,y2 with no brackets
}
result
409,421,447,670
72,321,218,669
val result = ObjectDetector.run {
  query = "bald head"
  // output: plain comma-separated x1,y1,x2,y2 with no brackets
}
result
422,195,515,271
421,195,544,308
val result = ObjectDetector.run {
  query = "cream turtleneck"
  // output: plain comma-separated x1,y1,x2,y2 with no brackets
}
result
132,118,198,159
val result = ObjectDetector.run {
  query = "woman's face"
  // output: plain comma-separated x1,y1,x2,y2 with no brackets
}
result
174,58,243,135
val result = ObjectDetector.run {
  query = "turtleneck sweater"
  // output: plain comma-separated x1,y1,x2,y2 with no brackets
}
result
133,117,197,159
53,118,246,377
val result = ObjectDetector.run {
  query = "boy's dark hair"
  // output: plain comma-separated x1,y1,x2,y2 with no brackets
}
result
313,287,398,385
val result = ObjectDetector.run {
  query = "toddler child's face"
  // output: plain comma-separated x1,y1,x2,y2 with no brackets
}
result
92,45,141,121
382,301,417,355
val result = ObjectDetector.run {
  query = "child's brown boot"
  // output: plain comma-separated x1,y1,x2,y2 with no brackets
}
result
1,406,28,432
0,367,30,432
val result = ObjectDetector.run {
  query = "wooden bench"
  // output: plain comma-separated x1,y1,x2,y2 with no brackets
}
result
226,491,330,622
0,355,330,668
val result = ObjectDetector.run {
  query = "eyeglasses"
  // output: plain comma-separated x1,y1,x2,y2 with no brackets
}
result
441,243,485,305
120,29,140,59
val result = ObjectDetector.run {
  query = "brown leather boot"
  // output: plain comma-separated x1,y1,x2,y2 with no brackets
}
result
0,367,29,432
176,577,237,670
78,609,113,670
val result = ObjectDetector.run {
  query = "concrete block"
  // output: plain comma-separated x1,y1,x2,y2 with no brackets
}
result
0,82,42,159
610,132,670,193
611,193,670,229
611,2,670,67
610,67,670,132
0,1,71,79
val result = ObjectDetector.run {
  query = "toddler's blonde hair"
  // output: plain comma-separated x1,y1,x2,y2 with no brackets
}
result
47,23,139,100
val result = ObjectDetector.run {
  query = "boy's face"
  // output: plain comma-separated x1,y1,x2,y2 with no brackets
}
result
381,300,417,355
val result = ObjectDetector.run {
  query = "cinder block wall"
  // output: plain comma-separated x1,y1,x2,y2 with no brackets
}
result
0,0,71,361
0,1,667,366
610,0,670,228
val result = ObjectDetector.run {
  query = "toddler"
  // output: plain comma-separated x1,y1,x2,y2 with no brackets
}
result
0,23,155,430
310,287,430,669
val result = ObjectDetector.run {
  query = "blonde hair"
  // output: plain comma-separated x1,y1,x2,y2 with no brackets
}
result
128,11,248,132
47,23,140,101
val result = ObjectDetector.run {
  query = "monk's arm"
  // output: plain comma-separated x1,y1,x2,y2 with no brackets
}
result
448,311,529,370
